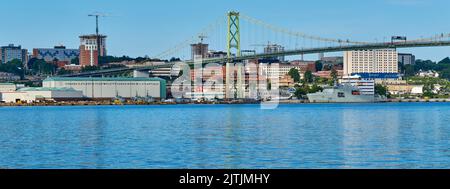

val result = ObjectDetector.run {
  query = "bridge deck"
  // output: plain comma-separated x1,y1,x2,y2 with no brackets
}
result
62,40,450,77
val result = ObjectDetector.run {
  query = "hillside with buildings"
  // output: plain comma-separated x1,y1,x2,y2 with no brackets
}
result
2,38,450,104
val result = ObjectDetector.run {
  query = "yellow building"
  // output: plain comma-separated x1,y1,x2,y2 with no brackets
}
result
279,75,295,87
375,80,423,95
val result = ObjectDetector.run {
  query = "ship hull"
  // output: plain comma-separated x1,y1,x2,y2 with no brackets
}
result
307,85,380,103
307,94,376,103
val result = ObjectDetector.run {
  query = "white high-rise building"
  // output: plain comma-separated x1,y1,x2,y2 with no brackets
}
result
344,49,398,76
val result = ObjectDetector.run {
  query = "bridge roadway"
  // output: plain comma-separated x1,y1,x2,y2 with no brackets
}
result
63,40,450,77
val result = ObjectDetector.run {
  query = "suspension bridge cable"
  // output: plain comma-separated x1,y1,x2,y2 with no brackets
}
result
153,12,450,60
153,16,225,59
400,33,450,43
240,13,369,45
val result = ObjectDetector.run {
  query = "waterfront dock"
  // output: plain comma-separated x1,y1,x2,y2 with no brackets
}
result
1,98,449,107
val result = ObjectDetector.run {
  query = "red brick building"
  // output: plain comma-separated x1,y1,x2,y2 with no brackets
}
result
290,60,316,72
79,45,99,67
79,35,107,67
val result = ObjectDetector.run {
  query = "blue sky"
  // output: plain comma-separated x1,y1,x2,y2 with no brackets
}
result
1,0,450,61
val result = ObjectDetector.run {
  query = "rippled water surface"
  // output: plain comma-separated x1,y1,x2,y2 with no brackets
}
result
1,103,450,168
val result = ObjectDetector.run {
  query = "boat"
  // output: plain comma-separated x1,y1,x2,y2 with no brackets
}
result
307,84,384,103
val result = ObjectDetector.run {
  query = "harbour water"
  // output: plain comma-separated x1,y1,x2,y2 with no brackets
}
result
1,103,450,169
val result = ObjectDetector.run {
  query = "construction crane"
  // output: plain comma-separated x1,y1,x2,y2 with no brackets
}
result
198,34,208,44
88,12,108,61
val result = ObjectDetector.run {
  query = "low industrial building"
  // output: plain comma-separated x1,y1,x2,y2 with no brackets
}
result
43,77,167,99
386,84,423,95
313,70,344,79
376,80,423,95
0,83,17,92
1,87,84,103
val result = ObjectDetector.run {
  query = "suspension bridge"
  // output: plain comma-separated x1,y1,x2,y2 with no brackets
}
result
63,11,450,77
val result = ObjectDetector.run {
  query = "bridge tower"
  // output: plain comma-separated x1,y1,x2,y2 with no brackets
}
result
227,11,241,58
226,11,244,99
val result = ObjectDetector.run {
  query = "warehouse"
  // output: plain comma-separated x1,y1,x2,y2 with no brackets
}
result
0,87,84,103
0,83,17,92
43,77,167,99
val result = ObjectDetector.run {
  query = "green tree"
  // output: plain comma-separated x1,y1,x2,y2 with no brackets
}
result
303,70,314,84
330,68,338,84
315,77,330,85
315,61,323,72
0,59,25,79
441,68,450,80
438,57,450,64
99,55,134,65
422,83,435,98
398,61,405,74
169,57,181,62
293,83,323,99
288,68,301,83
29,59,57,75
404,64,416,77
71,57,79,65
81,65,100,72
375,84,388,96
57,68,73,75
309,84,323,93
294,86,308,99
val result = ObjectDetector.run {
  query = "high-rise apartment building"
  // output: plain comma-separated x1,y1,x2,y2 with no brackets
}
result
191,43,209,60
1,44,27,64
344,49,398,76
398,53,415,65
79,35,107,67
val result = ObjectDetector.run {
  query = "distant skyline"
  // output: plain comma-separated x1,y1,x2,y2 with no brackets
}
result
1,0,450,61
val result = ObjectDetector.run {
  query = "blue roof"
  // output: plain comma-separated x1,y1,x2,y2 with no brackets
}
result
352,73,400,79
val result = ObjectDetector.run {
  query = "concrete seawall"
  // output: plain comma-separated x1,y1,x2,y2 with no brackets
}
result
1,98,449,107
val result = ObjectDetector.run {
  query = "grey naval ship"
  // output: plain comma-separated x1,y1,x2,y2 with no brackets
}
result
307,84,385,103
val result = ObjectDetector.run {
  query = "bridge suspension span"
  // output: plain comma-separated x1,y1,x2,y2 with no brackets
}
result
62,11,450,77
153,11,373,60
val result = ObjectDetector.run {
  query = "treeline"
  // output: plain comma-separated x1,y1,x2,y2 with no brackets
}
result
99,56,165,65
0,58,62,77
287,68,336,99
0,55,177,78
28,58,58,75
70,56,167,66
402,57,450,79
0,59,25,79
